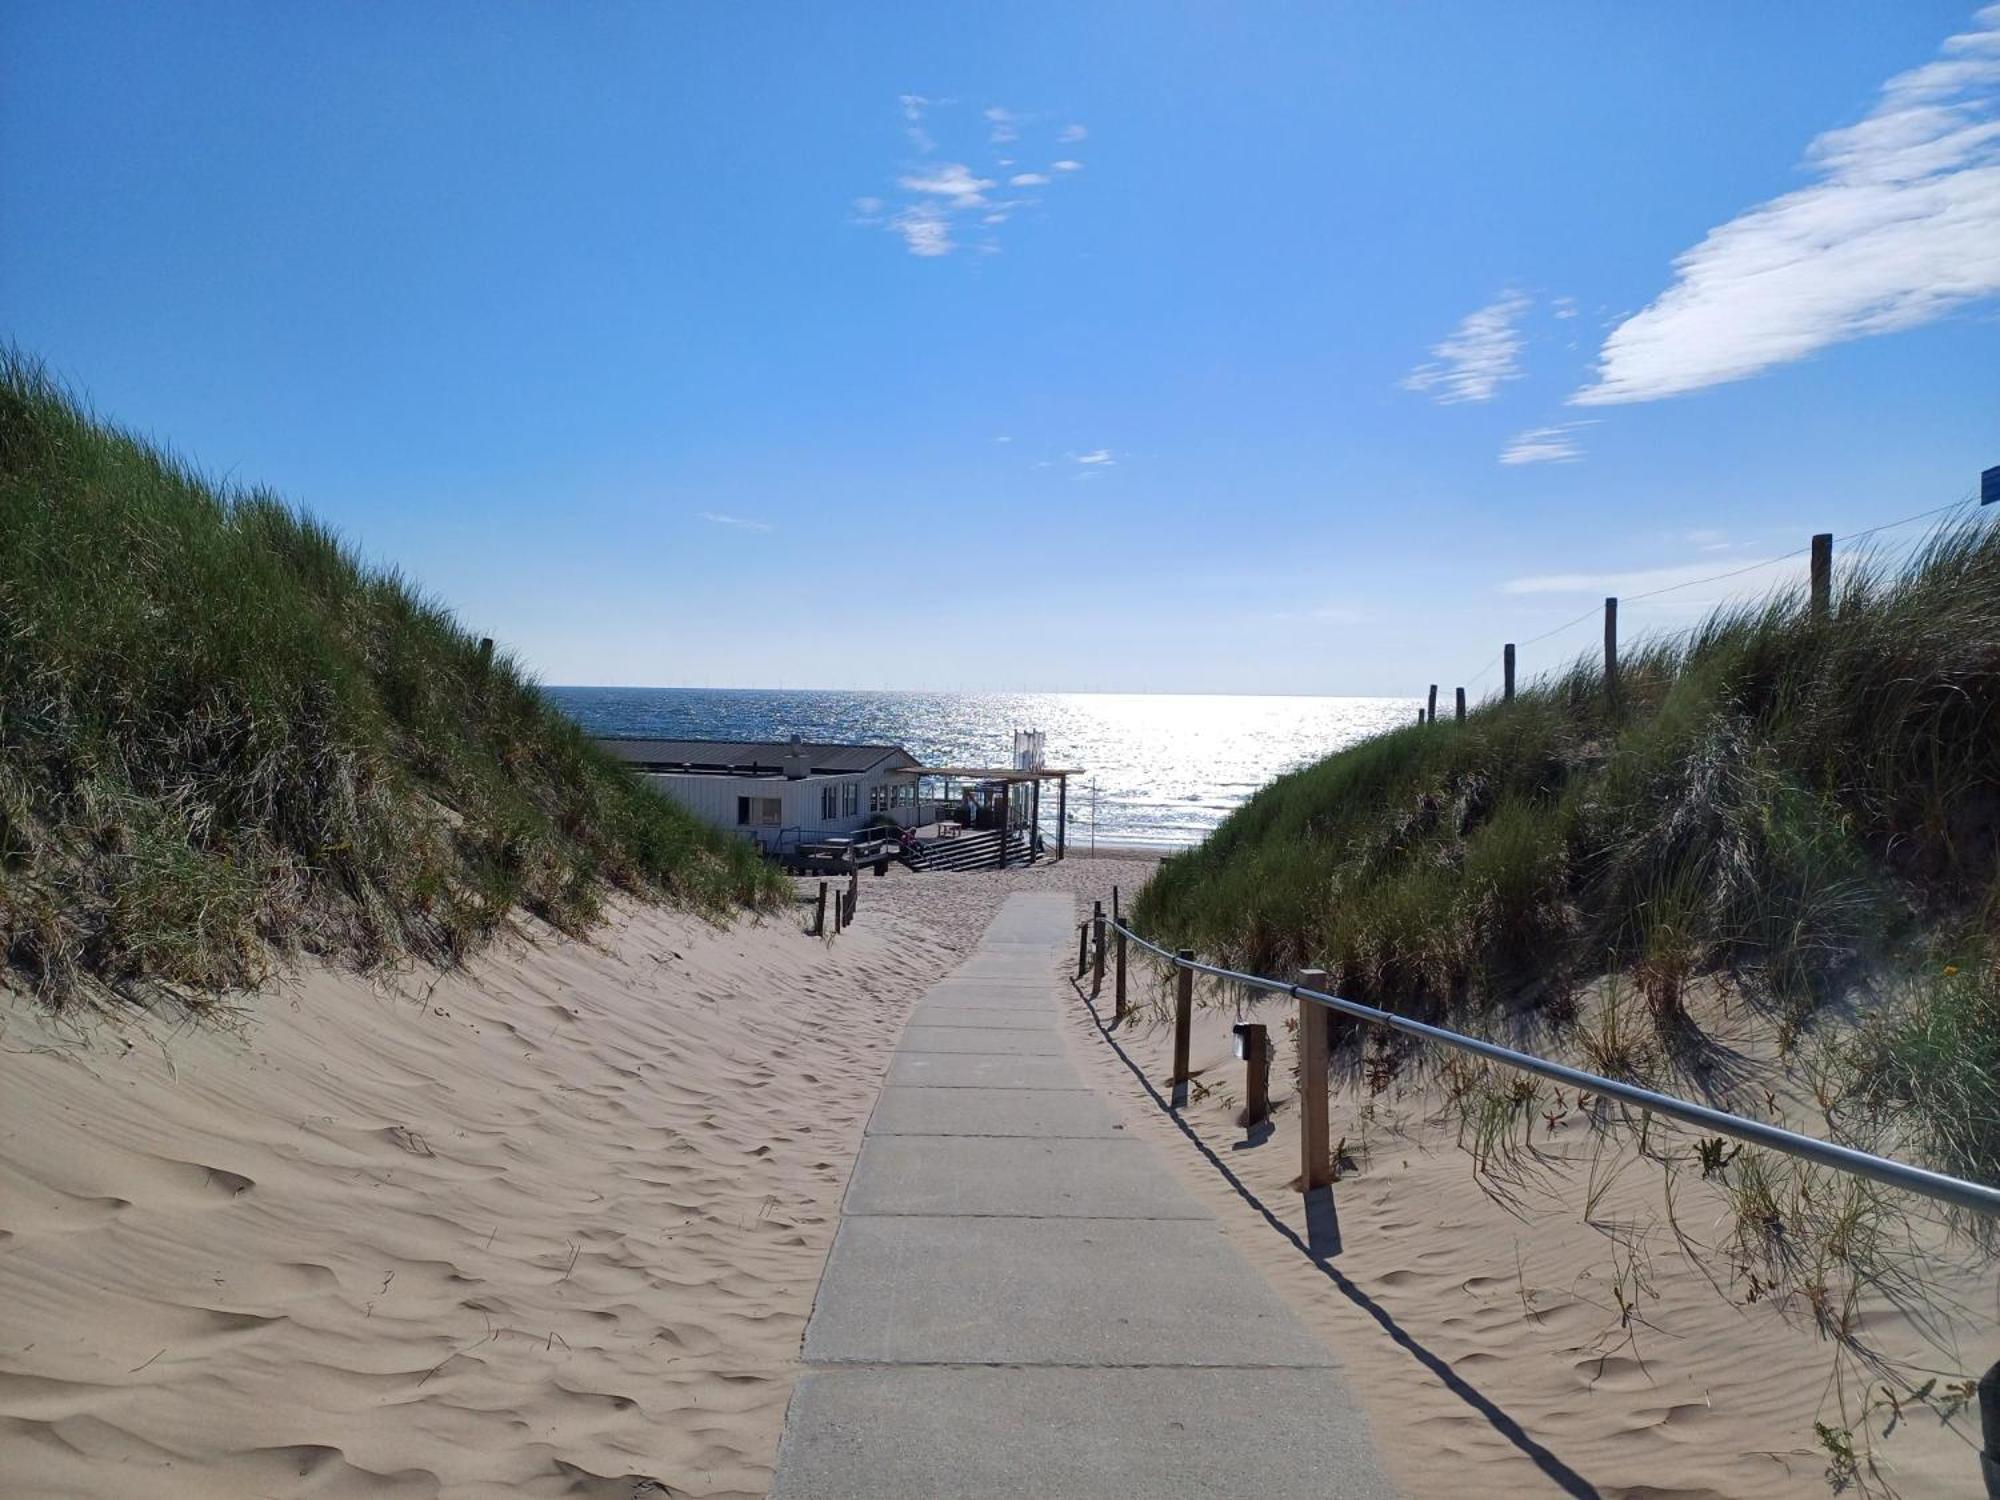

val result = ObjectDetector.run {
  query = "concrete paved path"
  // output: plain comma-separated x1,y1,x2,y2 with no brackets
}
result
771,891,1395,1498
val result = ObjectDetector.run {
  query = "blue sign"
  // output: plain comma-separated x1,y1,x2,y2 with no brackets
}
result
1984,464,2000,507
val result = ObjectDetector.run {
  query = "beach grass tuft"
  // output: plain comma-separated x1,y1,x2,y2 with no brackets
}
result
0,351,783,1006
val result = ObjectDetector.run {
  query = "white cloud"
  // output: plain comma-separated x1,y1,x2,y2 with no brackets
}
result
1051,159,1084,172
1576,6,2000,405
985,105,1019,143
1552,296,1579,320
1499,421,1590,465
1402,289,1532,404
1072,449,1114,465
993,435,1013,444
1009,172,1050,187
1059,123,1088,143
698,511,773,533
900,162,994,205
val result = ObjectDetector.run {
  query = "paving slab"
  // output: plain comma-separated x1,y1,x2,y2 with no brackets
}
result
802,1214,1338,1367
864,1086,1125,1138
844,1136,1209,1219
885,1052,1086,1090
895,1024,1063,1056
775,890,1394,1497
903,1002,1055,1030
771,1366,1396,1500
909,987,1057,1012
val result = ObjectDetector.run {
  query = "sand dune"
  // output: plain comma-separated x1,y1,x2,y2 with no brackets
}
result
0,861,1149,1499
0,898,933,1497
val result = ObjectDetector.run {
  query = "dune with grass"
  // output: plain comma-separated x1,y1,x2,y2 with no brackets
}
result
1124,518,2000,1494
0,352,781,1009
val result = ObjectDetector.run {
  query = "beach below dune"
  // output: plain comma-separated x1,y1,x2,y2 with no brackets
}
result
6,848,1992,1500
0,858,1153,1500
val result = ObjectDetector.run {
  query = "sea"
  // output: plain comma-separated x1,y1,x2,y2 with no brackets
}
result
546,688,1417,850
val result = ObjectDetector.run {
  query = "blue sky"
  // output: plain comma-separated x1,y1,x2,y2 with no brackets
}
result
4,2,1997,696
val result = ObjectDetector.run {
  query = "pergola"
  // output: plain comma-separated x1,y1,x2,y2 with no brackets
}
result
898,763,1084,863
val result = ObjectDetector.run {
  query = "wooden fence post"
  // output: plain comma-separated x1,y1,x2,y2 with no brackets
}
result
1811,532,1833,621
1977,1359,1999,1497
1114,922,1128,1021
847,868,859,925
1503,643,1516,702
833,883,844,935
1298,967,1332,1192
1455,687,1466,724
1427,684,1438,724
1170,952,1194,1109
1604,596,1620,707
1112,886,1127,1019
815,881,827,936
1091,900,1106,996
1240,1023,1270,1129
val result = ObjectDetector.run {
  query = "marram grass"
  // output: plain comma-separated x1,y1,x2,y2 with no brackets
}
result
1136,509,2000,1180
0,352,783,1006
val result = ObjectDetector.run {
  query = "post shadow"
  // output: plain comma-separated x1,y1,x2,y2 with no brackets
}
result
1302,1184,1343,1259
1072,976,1602,1500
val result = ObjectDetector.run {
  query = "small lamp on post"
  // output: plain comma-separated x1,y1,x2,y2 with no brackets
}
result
1233,1021,1270,1129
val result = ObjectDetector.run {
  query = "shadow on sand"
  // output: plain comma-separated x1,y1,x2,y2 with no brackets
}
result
1075,980,1601,1500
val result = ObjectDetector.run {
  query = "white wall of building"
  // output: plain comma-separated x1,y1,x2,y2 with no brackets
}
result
640,768,917,851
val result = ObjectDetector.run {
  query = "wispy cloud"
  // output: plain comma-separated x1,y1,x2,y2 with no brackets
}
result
1575,5,2000,405
698,511,773,532
899,93,941,154
889,203,953,256
1058,123,1088,143
856,100,1086,257
1071,449,1114,465
1402,289,1531,404
1499,421,1592,465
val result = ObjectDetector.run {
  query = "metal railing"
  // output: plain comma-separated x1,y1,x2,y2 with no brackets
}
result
1108,916,2000,1220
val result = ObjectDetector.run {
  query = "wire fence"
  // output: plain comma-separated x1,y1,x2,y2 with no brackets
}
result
1452,485,1986,702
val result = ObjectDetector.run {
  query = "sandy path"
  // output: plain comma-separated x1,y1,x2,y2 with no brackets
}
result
0,860,1152,1499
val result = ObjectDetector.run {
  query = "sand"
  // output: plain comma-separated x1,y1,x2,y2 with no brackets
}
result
0,859,1147,1500
1056,947,2000,1500
9,851,1988,1498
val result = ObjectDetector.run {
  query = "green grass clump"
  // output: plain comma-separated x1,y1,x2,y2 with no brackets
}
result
0,353,783,1005
1136,511,2000,1177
